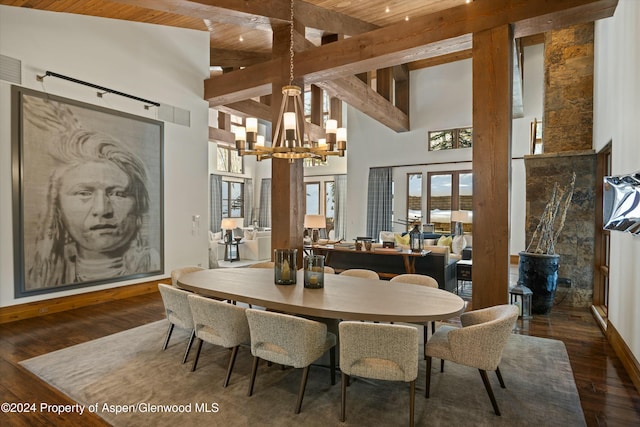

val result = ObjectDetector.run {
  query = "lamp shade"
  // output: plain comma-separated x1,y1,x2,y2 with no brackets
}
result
451,210,472,223
304,214,326,229
221,218,236,230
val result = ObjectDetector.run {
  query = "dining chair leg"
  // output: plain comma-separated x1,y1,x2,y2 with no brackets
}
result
409,379,415,427
425,356,432,398
495,366,506,388
247,356,259,397
330,347,336,385
440,359,445,372
341,372,348,422
182,329,195,363
191,338,204,372
223,346,240,388
162,323,174,350
295,366,310,414
431,321,436,335
479,369,501,416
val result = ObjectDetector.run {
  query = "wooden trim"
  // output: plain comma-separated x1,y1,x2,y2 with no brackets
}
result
510,254,520,265
0,279,167,324
607,320,640,394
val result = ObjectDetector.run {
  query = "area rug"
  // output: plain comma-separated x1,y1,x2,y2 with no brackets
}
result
21,320,586,426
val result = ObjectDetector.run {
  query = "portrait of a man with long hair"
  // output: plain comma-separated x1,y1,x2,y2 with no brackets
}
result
14,88,163,295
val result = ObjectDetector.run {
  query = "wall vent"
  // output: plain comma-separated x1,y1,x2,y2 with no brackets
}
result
0,54,21,84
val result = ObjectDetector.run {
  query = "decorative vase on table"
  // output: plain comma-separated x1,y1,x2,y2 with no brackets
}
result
518,251,559,315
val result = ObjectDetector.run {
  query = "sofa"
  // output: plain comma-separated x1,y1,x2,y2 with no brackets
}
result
209,229,272,262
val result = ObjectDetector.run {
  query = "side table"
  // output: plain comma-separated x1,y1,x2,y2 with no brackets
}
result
456,260,472,294
219,241,242,262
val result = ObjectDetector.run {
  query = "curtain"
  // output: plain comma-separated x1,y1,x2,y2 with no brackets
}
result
210,174,223,233
333,175,347,240
244,178,253,227
366,167,393,239
258,178,271,228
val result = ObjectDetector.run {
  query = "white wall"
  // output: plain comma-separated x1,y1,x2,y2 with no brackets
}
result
0,7,210,306
594,0,640,362
344,46,544,250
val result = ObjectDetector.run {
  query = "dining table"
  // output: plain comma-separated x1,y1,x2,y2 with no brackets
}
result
177,267,466,323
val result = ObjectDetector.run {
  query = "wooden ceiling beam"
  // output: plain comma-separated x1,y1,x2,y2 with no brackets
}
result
210,48,272,68
107,0,377,35
204,0,616,103
208,126,235,144
316,76,409,132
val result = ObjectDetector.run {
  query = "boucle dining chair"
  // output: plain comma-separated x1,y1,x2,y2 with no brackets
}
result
425,304,519,416
339,269,379,279
323,266,336,274
157,283,196,364
245,308,337,414
390,274,439,356
171,266,205,288
187,294,250,387
339,321,419,427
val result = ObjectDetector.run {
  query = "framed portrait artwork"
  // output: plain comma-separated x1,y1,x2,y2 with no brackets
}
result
11,86,164,297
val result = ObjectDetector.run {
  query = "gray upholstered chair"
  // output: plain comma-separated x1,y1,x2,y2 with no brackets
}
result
339,269,379,279
187,294,250,387
390,274,439,356
245,308,337,414
339,321,419,427
425,304,519,416
170,266,205,288
157,283,196,363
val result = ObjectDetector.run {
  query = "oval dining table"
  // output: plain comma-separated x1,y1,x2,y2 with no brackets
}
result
177,267,466,323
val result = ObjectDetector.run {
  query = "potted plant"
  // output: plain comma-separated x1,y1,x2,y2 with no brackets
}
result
519,173,575,314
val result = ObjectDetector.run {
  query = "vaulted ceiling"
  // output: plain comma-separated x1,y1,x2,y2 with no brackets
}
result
1,0,617,133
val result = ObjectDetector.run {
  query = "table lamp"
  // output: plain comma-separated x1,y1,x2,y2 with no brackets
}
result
450,210,472,255
221,218,236,243
304,214,326,244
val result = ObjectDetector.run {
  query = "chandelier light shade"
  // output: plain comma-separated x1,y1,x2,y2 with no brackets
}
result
233,0,346,162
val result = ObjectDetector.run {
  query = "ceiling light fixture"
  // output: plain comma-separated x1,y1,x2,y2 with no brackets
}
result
234,0,346,162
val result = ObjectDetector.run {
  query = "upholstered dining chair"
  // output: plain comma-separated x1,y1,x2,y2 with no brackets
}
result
339,321,419,427
248,261,275,268
323,266,336,274
390,274,439,356
157,283,196,364
187,294,250,387
339,269,379,280
245,308,337,414
425,304,519,416
171,266,205,288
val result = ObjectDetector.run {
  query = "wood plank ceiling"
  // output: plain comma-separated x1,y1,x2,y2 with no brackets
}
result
0,0,616,132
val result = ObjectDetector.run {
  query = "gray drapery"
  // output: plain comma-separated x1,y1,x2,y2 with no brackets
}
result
210,174,223,232
334,175,347,240
258,178,271,228
366,167,393,239
244,178,253,227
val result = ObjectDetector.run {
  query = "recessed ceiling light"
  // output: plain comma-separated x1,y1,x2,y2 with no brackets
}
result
239,36,244,42
385,6,390,13
405,16,409,21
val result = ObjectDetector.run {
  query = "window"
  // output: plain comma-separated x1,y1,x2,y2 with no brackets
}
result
428,127,473,151
305,182,320,215
222,181,244,218
325,181,335,233
217,145,243,174
427,170,472,233
407,173,422,228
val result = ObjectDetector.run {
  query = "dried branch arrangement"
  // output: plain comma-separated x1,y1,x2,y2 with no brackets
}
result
526,172,576,255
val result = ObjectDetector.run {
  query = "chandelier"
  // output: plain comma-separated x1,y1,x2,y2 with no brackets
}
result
234,0,346,162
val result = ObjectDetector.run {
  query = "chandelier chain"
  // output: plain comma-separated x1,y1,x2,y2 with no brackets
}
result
289,0,295,85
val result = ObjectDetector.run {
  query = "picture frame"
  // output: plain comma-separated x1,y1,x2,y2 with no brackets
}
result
12,86,164,297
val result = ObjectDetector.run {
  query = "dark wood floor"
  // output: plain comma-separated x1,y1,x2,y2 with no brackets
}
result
1,292,639,426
